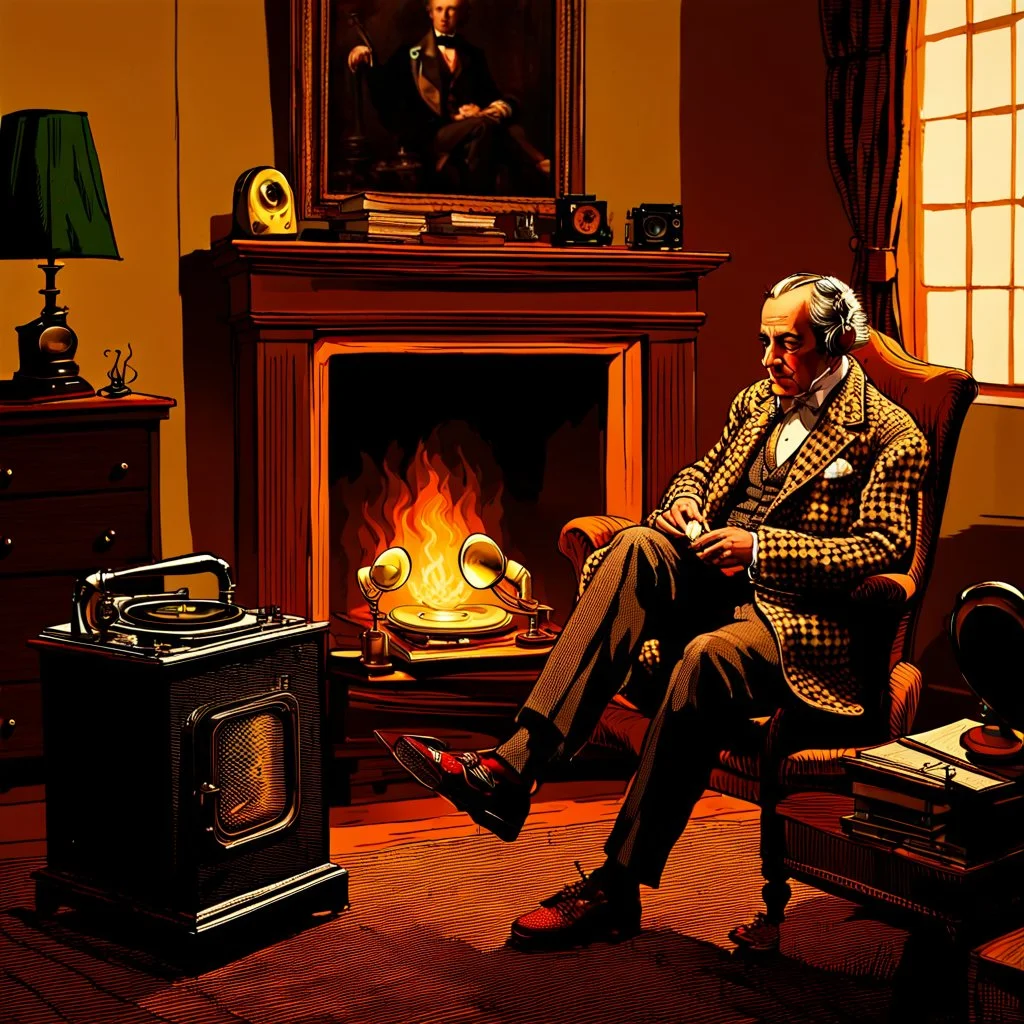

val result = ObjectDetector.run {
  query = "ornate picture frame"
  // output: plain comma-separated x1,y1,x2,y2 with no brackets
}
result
291,0,584,218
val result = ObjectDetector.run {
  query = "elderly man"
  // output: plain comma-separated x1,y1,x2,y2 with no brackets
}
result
348,0,550,194
378,273,930,952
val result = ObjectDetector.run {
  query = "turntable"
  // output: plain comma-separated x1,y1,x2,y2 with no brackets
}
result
37,551,306,658
356,534,557,668
29,552,347,952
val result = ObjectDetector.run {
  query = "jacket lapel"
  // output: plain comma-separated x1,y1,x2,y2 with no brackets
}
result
412,32,443,117
702,388,775,524
765,360,868,517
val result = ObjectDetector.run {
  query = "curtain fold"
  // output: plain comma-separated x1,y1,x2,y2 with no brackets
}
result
819,0,911,342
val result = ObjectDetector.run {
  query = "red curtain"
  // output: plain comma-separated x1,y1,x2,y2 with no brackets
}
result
819,0,911,342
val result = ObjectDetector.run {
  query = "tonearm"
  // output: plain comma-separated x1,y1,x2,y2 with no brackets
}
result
71,552,236,638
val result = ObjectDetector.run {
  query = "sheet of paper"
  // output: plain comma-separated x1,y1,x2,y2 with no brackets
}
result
908,718,983,760
858,736,1004,792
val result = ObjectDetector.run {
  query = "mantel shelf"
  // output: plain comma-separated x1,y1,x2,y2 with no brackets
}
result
214,239,731,289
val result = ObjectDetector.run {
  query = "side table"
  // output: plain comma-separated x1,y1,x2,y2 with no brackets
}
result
778,791,1024,1022
0,393,174,779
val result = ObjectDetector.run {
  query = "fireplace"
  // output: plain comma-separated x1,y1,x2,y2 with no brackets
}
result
182,239,729,674
330,350,620,645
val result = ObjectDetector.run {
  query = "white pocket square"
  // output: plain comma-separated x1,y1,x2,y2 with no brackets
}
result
823,458,853,479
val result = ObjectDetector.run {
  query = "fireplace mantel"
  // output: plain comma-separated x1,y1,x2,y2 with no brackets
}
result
182,239,730,621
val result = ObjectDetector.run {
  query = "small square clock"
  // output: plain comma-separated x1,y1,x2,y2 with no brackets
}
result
552,194,613,247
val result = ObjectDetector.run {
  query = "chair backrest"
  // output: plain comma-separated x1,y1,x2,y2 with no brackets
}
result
854,329,978,665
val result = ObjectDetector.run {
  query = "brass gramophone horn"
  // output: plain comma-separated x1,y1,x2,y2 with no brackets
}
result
458,533,507,590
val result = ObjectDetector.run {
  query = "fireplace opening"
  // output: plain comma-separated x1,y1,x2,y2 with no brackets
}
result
328,352,611,652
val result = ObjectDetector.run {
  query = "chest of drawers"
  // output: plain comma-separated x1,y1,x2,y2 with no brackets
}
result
0,394,173,770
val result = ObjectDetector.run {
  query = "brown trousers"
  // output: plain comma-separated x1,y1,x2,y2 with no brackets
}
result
516,526,840,888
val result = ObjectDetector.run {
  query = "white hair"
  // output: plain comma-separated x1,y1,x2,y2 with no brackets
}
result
766,272,870,353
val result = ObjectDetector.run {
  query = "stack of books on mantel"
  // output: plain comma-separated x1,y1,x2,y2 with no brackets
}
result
841,718,1024,867
331,210,427,244
420,211,505,246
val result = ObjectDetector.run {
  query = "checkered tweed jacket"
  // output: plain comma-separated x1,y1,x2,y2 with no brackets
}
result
647,359,928,716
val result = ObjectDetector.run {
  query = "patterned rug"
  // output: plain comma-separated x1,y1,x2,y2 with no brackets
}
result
1,797,951,1024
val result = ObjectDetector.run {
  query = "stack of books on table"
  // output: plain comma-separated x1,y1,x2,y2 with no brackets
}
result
420,211,505,246
841,718,1024,867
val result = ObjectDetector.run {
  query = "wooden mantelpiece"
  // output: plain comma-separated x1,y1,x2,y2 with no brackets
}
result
183,239,729,621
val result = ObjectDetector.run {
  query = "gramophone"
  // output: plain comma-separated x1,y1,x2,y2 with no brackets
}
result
357,546,412,669
457,533,556,647
950,581,1024,762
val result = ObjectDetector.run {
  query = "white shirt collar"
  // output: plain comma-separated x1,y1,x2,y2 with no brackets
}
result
777,355,849,415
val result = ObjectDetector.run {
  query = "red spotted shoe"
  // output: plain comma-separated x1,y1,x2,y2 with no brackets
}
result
509,862,642,951
728,912,781,954
374,732,531,842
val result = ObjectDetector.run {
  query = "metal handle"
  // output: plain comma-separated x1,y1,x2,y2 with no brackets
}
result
111,461,129,480
99,529,117,548
0,717,15,740
0,467,12,485
0,536,12,556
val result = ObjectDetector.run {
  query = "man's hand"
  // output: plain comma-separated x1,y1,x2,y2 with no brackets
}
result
653,496,705,540
348,45,373,72
454,103,482,120
691,527,756,572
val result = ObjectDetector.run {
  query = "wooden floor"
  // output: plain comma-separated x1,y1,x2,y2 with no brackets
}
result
0,780,964,1024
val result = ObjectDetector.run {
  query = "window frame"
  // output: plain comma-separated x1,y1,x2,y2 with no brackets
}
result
910,0,1024,396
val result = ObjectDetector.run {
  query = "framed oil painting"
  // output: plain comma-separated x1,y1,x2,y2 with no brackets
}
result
292,0,583,217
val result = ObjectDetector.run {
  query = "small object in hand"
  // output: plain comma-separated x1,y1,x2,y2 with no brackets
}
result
685,520,703,543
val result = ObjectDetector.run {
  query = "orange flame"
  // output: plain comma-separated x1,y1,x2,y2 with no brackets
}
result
356,440,503,612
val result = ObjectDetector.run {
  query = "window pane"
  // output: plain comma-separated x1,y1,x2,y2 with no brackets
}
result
926,0,966,34
972,113,1013,200
1014,209,1024,282
975,0,1012,21
1017,112,1024,196
923,36,967,118
973,205,1013,284
926,291,967,368
973,29,1012,112
1015,291,1024,381
924,118,967,203
924,209,968,285
972,289,1010,382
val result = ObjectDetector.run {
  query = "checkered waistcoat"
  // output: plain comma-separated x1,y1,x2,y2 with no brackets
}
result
646,360,929,716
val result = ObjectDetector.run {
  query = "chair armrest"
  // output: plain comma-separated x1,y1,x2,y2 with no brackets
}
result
850,572,916,609
559,515,638,581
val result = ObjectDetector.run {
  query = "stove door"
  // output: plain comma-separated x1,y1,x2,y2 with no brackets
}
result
188,690,301,849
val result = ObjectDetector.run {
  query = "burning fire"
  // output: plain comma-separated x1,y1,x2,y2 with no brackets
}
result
357,440,504,611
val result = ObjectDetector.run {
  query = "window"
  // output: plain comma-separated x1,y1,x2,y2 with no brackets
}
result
915,0,1024,386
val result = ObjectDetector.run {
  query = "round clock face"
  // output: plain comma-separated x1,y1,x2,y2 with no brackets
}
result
572,204,601,235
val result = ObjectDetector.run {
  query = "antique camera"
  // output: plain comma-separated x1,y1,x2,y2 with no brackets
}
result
626,203,683,251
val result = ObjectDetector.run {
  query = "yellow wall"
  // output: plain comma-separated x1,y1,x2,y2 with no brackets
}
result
0,0,1014,717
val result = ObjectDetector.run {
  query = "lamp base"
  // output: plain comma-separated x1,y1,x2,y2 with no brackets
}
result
960,723,1024,763
0,373,94,403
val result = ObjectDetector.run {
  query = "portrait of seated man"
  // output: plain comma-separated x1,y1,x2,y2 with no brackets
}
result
347,0,552,195
377,272,931,953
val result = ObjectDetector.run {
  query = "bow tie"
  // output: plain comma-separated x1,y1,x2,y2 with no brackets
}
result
779,393,821,416
435,34,461,48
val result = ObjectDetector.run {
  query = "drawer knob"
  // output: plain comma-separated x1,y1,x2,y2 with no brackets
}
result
98,528,117,549
0,536,12,555
0,467,12,485
112,461,129,479
0,718,15,740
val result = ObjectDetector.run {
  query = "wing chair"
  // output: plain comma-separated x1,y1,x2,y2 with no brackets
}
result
557,328,978,938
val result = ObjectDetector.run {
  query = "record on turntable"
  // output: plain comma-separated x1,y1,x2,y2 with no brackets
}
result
387,603,512,637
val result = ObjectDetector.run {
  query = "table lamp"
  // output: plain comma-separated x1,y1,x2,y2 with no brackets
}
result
0,109,120,401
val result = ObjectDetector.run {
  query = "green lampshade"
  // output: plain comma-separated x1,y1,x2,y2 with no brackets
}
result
0,109,119,260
